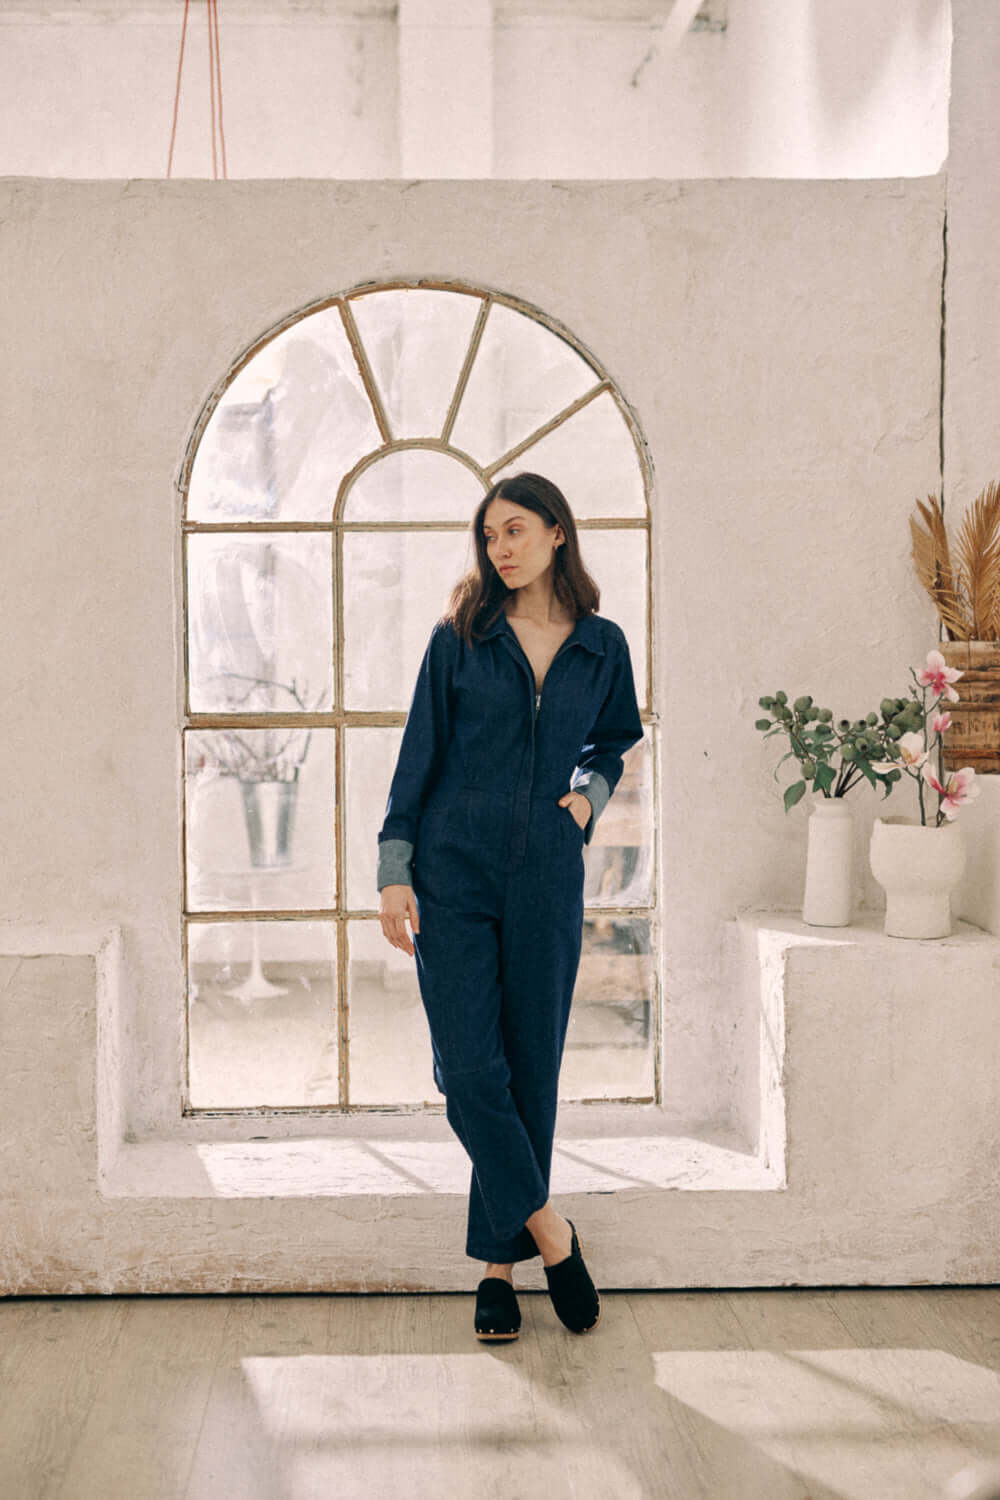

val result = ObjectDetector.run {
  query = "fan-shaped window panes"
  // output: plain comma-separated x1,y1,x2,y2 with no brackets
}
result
350,289,482,440
343,449,483,523
181,281,656,1113
188,306,381,523
492,388,646,519
449,300,601,464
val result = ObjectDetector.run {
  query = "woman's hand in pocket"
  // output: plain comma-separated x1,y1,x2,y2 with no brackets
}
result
557,790,591,833
380,884,420,957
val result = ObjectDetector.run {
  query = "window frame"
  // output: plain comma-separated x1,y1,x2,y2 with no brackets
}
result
178,277,658,1116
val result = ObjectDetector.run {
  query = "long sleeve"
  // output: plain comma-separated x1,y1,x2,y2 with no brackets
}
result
376,619,456,890
571,629,644,845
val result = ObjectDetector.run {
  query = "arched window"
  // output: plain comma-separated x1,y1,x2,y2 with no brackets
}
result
180,280,657,1113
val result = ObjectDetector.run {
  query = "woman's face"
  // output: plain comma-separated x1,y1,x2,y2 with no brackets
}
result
482,497,564,591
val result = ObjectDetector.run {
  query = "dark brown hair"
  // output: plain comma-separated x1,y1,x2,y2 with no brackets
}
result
442,472,600,647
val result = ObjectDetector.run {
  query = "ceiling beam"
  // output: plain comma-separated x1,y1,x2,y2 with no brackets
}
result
653,0,709,47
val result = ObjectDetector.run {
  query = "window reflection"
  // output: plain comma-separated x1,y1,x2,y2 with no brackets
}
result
187,533,333,714
561,918,655,1101
185,729,336,913
187,920,338,1108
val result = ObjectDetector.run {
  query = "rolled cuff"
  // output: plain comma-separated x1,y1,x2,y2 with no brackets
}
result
571,770,611,845
377,838,414,891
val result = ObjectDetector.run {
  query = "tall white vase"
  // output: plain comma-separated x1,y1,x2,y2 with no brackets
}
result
802,794,854,927
869,814,967,938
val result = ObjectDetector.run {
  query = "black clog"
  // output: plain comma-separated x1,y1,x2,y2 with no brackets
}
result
474,1276,521,1342
543,1219,600,1333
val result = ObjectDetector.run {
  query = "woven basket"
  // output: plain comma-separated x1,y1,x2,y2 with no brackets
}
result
937,641,1000,774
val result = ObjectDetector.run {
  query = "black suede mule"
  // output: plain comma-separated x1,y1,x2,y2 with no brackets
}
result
543,1219,600,1333
474,1277,521,1342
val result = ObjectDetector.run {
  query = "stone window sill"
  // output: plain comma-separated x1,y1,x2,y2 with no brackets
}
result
12,907,995,1206
99,1104,780,1199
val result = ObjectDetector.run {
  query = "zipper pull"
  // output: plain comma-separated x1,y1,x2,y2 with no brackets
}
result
535,690,541,719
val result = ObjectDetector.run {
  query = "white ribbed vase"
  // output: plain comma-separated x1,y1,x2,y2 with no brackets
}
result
869,814,966,939
802,793,854,927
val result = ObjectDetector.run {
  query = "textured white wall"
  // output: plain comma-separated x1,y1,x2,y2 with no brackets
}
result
495,0,950,178
0,7,399,179
944,0,999,511
0,0,949,179
4,910,997,1294
0,173,943,1154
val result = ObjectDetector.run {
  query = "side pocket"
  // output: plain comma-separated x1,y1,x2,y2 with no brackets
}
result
561,805,587,844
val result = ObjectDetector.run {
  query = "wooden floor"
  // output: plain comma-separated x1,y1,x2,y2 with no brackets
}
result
1,1287,999,1499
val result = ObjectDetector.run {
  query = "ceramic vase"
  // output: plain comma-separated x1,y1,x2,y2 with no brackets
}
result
802,793,854,927
869,814,966,938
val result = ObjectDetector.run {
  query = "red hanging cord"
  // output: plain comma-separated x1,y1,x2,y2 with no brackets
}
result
166,0,228,180
210,0,228,179
207,0,217,178
166,0,191,178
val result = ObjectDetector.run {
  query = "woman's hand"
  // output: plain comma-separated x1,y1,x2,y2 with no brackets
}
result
558,790,591,832
379,884,420,957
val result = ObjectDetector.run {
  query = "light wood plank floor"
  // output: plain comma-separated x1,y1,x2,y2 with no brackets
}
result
1,1287,999,1500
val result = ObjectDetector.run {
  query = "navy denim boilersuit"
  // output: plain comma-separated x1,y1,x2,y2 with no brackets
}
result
376,609,643,1264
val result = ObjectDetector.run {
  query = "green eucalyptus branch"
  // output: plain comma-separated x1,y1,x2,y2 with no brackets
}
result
754,691,911,814
756,648,981,825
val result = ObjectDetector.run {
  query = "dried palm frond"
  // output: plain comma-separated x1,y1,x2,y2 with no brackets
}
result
984,576,1000,639
954,479,1000,639
909,494,972,640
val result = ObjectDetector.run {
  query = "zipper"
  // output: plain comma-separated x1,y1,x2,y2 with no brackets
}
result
501,616,580,723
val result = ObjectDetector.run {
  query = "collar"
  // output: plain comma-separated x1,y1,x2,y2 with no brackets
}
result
478,610,606,656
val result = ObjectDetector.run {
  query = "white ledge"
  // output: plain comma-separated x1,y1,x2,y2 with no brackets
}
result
16,910,997,1205
734,903,998,948
100,1106,782,1199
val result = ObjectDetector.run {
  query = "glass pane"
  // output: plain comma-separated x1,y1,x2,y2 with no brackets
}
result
582,730,654,909
450,302,599,466
185,729,336,912
492,390,646,518
345,726,403,910
187,920,338,1107
578,529,648,712
349,288,482,440
188,305,381,522
343,530,472,711
187,533,333,714
347,920,437,1104
342,449,483,523
559,917,655,1102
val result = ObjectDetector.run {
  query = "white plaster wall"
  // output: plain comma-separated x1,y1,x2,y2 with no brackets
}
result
0,0,949,179
3,913,997,1294
496,0,950,179
0,6,399,179
943,0,1000,512
927,0,1000,942
0,173,944,1151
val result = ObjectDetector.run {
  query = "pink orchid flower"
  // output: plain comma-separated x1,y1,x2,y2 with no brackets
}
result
870,731,928,776
930,709,952,735
897,730,929,766
920,762,981,819
916,648,963,703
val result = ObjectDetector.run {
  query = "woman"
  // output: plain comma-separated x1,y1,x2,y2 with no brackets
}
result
377,471,643,1341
